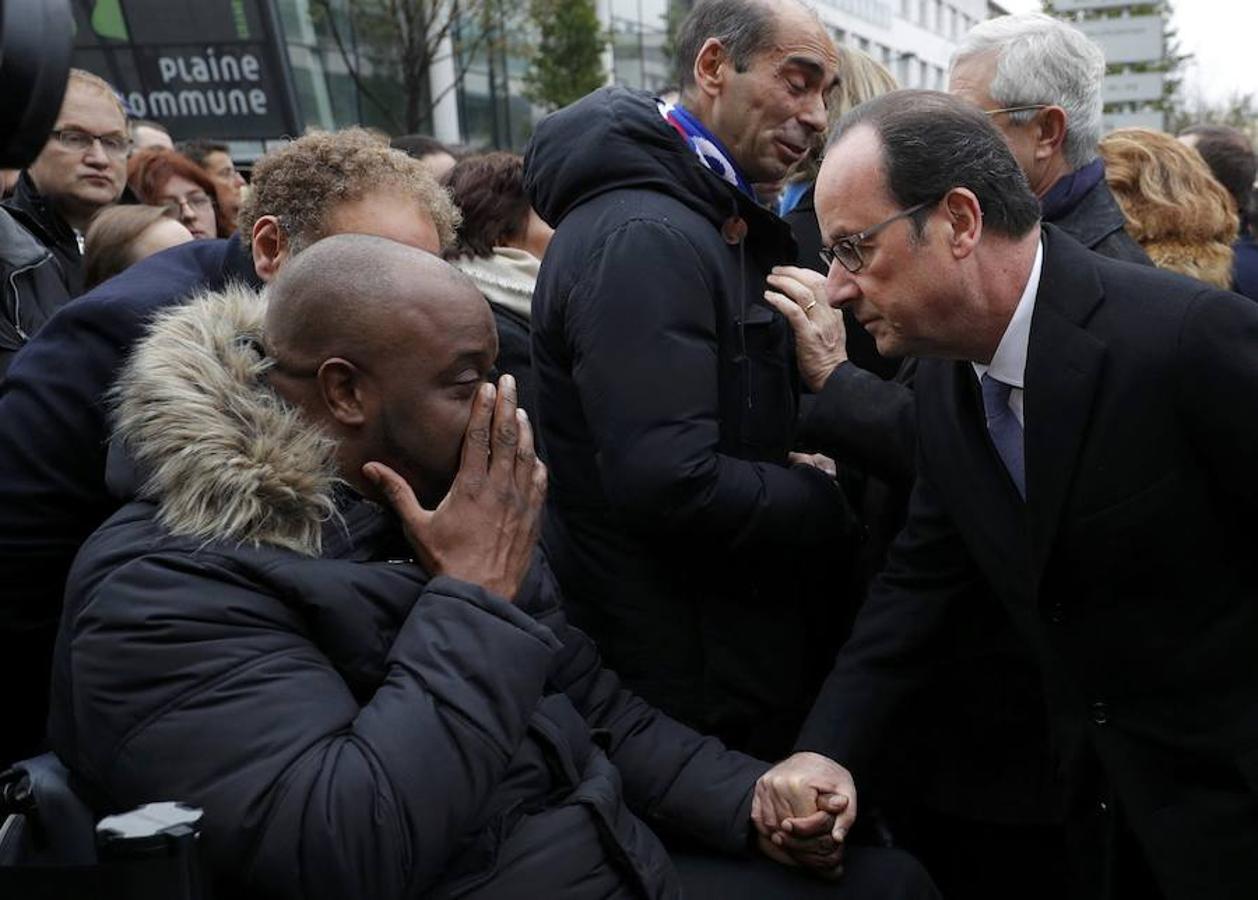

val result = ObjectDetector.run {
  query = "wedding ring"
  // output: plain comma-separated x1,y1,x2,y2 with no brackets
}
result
804,300,818,313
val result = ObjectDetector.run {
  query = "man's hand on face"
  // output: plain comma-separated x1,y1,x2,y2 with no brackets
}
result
764,266,848,392
751,752,857,878
364,374,547,602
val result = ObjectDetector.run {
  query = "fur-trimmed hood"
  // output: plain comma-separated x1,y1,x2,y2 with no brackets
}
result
112,284,340,556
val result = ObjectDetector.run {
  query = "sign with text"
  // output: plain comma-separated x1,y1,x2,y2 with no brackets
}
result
70,0,300,141
1103,71,1165,104
1077,15,1164,65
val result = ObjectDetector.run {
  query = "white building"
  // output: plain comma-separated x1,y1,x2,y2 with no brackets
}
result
808,0,992,90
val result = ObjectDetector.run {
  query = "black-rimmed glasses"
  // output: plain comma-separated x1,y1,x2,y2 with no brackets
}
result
49,128,131,159
819,198,938,274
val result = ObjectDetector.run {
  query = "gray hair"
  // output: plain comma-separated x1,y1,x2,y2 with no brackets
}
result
951,12,1105,171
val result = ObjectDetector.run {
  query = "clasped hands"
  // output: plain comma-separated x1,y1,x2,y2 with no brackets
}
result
752,751,857,879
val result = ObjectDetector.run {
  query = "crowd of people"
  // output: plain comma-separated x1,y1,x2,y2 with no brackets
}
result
1,1,1257,898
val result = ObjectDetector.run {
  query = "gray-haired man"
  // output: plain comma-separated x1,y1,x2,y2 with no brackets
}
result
950,12,1150,264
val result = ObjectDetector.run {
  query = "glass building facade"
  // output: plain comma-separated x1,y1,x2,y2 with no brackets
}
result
274,0,674,153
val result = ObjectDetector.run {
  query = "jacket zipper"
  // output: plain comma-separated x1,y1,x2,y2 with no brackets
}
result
6,254,55,344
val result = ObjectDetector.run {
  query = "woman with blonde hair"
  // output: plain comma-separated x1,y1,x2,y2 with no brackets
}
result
1098,127,1238,289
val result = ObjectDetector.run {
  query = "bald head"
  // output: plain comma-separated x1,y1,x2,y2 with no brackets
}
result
265,233,484,372
263,233,499,503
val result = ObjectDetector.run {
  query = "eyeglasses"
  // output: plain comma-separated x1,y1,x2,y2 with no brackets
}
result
819,198,939,274
50,129,132,159
159,193,215,219
983,104,1049,118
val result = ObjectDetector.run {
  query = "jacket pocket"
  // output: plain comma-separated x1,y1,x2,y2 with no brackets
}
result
732,303,795,455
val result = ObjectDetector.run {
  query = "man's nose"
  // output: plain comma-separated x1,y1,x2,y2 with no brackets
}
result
82,140,111,167
825,262,860,307
799,90,828,134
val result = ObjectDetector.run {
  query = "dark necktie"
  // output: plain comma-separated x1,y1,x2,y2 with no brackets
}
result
980,373,1026,499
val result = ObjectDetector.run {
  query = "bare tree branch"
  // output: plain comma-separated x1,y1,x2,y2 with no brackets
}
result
310,0,403,132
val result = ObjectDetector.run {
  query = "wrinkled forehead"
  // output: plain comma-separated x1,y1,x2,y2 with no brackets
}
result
764,5,840,79
58,81,127,129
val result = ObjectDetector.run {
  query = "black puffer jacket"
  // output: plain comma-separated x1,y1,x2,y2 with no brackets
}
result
2,171,85,297
0,207,72,379
525,87,855,759
50,286,768,900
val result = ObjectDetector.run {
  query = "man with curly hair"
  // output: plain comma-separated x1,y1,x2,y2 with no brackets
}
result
0,128,460,766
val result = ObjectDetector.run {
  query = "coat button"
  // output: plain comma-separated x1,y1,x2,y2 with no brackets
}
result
1090,701,1110,725
1048,602,1064,624
720,216,747,244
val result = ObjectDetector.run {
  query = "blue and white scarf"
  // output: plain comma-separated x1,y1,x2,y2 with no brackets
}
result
658,99,756,201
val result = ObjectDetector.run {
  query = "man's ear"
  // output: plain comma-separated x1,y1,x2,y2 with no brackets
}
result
316,358,368,427
693,37,730,99
1033,106,1069,163
251,215,289,283
943,187,983,259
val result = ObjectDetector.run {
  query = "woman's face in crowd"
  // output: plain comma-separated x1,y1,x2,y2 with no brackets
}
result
157,173,217,239
130,218,193,264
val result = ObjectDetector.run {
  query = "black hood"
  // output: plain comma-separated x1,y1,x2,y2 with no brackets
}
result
524,86,781,238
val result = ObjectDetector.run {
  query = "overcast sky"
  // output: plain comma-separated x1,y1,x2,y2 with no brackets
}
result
998,0,1257,106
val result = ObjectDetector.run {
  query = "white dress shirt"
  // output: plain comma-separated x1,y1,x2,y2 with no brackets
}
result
971,239,1044,427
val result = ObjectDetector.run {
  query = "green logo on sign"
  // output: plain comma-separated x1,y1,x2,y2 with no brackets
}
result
90,0,129,41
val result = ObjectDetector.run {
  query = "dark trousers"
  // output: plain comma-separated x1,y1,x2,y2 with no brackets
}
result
891,808,1069,900
669,846,940,900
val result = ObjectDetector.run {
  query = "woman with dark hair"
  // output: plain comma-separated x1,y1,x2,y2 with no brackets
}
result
443,152,553,411
126,148,223,239
83,205,192,289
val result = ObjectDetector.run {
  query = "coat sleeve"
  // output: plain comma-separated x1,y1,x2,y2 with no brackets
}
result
563,218,851,548
1175,287,1258,505
511,554,765,854
547,615,771,854
62,555,560,900
794,462,982,776
795,362,917,483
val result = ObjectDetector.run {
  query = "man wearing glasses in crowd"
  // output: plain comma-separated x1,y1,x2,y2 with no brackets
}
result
949,13,1149,265
3,68,130,298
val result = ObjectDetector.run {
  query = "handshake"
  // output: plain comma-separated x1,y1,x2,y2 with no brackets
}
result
752,752,857,879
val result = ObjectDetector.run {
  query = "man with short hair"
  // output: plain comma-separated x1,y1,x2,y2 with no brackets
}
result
950,13,1149,265
1179,123,1258,300
50,234,938,899
129,118,174,151
3,69,130,297
780,89,1258,900
179,137,246,195
525,0,855,760
0,127,457,765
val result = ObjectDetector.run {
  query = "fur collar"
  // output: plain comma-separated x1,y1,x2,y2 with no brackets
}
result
112,284,340,556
